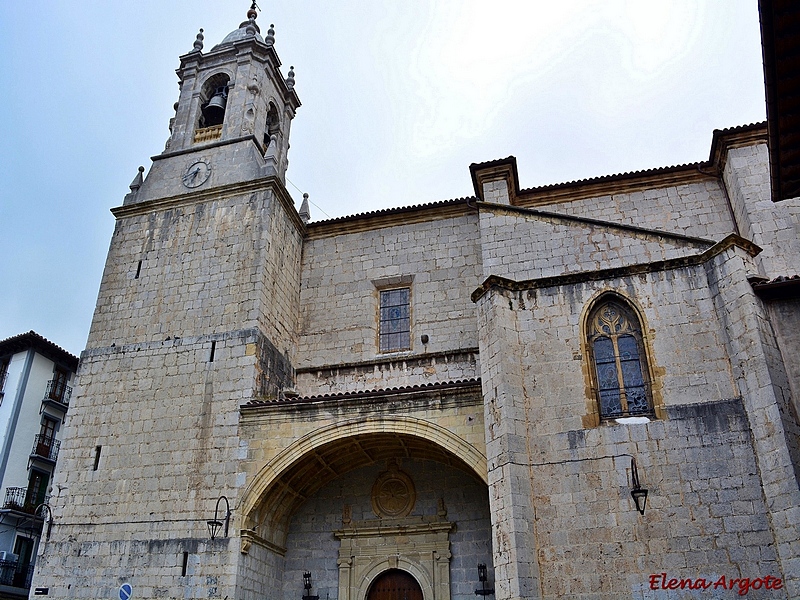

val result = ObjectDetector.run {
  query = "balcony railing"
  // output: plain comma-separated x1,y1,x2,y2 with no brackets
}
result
31,435,60,462
0,560,34,589
594,382,655,420
44,379,71,407
2,488,49,515
193,124,222,143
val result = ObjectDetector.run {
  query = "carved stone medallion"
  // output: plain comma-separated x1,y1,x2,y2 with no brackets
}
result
371,459,416,518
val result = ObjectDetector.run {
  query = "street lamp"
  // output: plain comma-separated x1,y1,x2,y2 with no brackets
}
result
630,458,649,515
302,571,319,600
34,503,53,541
207,496,231,539
475,563,494,596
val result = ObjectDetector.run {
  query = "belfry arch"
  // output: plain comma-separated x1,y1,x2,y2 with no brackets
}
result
240,416,487,548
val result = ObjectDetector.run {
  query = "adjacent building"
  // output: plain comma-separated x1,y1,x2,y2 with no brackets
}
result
0,332,77,598
31,4,800,600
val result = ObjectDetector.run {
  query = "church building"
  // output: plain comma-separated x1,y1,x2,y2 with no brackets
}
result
32,4,800,599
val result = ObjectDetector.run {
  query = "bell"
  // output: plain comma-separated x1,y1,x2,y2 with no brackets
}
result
203,88,228,125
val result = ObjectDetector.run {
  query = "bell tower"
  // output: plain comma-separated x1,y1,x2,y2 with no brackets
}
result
33,6,306,599
127,2,300,205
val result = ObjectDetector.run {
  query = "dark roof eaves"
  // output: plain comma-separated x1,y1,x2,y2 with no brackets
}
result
517,161,709,196
0,331,79,371
305,197,475,229
241,378,481,409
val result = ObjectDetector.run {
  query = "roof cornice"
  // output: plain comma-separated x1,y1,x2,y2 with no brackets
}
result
707,122,769,175
241,378,482,413
0,331,79,371
304,198,474,239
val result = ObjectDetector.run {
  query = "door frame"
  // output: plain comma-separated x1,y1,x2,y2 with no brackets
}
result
367,569,423,600
335,519,452,600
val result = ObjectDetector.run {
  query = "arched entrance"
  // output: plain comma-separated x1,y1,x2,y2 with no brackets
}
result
237,419,493,600
367,570,422,600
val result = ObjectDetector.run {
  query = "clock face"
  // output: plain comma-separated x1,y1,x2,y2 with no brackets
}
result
182,160,211,188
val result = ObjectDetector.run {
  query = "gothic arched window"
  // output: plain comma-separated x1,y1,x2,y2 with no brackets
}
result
587,297,653,419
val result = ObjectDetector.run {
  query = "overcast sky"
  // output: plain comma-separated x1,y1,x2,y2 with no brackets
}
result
0,1,766,356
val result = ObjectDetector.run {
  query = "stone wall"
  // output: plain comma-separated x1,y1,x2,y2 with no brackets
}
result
297,213,482,381
532,399,782,598
536,179,734,241
89,189,297,349
32,333,254,598
767,299,800,433
722,144,800,278
475,245,795,597
256,190,304,357
478,205,711,282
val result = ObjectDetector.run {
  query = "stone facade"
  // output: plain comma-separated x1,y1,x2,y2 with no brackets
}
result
31,8,800,600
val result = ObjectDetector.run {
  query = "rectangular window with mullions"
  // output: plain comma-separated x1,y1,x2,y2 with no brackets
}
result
379,288,411,352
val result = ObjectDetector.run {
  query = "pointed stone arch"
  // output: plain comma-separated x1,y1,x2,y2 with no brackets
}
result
579,289,664,425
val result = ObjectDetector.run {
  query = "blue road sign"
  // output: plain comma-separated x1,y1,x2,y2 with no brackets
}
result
119,583,132,600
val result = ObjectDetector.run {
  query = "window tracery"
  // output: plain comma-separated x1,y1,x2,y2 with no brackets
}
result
587,297,653,419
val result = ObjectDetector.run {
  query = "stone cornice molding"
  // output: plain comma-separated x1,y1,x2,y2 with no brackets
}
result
240,378,482,416
111,175,306,232
151,134,266,162
707,123,769,175
239,529,286,556
295,347,479,376
334,518,454,539
471,234,761,302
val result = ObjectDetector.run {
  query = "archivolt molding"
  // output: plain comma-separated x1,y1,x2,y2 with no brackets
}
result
357,558,435,600
240,415,487,519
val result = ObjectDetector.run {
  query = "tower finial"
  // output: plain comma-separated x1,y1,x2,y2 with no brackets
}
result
299,193,311,224
192,28,204,52
286,66,295,90
247,2,258,20
129,166,145,192
266,24,275,46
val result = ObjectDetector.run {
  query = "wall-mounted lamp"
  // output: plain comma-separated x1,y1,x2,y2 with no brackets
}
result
630,458,648,515
34,503,53,541
302,571,319,600
207,496,231,540
475,563,494,596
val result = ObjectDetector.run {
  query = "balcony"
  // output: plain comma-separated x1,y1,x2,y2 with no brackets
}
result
1,488,49,516
0,560,34,589
193,124,222,144
41,379,71,412
30,435,59,464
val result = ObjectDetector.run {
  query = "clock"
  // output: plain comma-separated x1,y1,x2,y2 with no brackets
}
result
182,160,211,188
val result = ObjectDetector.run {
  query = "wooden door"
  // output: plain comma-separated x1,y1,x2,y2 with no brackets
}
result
367,570,423,600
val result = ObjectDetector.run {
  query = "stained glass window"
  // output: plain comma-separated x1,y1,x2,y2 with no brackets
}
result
379,288,410,352
588,298,652,419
